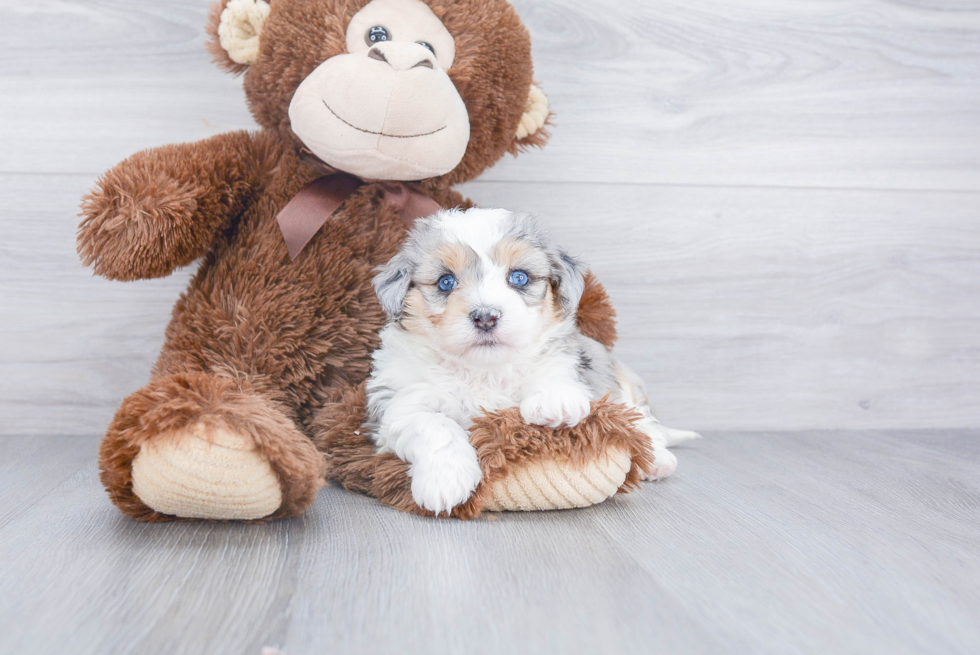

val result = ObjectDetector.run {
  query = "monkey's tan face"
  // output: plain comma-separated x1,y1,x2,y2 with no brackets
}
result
288,0,471,180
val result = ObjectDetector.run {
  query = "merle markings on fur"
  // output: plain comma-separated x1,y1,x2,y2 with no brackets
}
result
364,208,701,515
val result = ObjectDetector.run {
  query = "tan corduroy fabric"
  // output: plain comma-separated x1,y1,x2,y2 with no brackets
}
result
483,448,632,512
217,0,270,65
315,383,654,519
131,424,283,521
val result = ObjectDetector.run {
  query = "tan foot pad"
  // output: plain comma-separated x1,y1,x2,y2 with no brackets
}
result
131,425,283,520
484,447,632,512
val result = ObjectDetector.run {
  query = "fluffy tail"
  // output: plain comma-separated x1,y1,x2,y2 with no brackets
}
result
658,425,702,447
614,362,702,448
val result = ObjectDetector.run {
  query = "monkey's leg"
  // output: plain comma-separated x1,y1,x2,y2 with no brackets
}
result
99,372,323,521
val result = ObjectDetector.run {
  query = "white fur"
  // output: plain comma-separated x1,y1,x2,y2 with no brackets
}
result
615,362,701,480
365,208,700,513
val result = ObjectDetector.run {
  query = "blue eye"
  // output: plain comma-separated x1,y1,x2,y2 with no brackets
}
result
438,274,458,292
509,270,530,287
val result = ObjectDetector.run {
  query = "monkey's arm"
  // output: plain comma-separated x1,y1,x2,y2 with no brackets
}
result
77,130,280,281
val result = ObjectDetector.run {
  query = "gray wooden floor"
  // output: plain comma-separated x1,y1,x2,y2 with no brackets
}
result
2,0,980,653
1,431,978,655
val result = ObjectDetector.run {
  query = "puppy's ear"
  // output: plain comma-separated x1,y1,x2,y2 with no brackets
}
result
373,254,413,321
551,250,586,316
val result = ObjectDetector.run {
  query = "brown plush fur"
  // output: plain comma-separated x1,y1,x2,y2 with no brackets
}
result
206,0,546,186
577,271,619,348
100,372,325,521
81,0,622,521
79,131,282,281
312,384,654,519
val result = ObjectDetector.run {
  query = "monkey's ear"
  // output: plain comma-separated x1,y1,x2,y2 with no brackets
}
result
206,0,270,74
512,85,552,150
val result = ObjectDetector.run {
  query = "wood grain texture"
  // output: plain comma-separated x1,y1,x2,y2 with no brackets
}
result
2,4,979,653
0,0,254,177
1,431,978,655
3,172,977,434
460,181,980,431
0,173,193,436
1,1,979,189
0,3,978,431
507,0,980,189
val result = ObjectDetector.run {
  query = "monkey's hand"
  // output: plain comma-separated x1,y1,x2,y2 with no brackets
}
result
78,131,277,281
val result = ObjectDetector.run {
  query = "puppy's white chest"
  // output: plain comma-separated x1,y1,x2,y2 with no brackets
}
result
444,362,528,423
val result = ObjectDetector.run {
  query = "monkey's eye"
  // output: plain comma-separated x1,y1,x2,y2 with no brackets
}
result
417,41,435,55
438,274,458,292
508,270,530,287
366,26,390,45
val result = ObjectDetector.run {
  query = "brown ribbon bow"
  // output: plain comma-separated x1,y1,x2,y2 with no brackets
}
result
276,159,443,261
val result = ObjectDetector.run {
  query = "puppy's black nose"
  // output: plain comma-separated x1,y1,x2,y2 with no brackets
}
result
470,307,501,332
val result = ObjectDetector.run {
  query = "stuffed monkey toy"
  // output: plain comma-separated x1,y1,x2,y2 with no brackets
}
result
79,0,654,521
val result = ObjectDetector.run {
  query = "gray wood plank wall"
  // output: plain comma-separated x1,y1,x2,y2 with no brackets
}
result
1,0,978,434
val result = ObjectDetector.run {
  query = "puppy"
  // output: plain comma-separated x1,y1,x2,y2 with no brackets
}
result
365,208,700,514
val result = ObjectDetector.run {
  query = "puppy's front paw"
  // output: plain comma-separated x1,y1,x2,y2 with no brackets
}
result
409,437,483,516
520,386,592,429
642,447,678,481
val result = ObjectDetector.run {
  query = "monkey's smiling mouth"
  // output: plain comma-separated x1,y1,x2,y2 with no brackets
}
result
323,101,447,139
